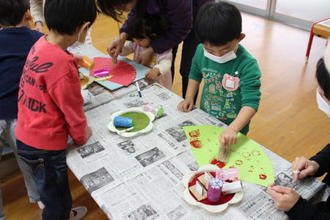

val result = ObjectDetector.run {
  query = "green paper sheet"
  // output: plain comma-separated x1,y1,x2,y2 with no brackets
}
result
183,125,275,187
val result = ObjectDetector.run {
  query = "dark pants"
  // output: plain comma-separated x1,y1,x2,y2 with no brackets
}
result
16,140,72,220
171,0,214,98
172,27,200,99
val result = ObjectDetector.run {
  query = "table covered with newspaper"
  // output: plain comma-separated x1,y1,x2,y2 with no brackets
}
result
66,43,324,220
67,82,323,220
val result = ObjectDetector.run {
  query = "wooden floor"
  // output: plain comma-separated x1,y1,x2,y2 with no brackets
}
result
2,13,330,219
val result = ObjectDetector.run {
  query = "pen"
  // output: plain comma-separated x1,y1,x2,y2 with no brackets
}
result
135,81,142,97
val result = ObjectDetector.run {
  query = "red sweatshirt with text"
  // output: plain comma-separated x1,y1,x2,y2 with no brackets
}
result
16,37,87,150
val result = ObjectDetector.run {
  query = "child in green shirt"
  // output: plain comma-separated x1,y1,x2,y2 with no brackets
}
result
178,1,261,160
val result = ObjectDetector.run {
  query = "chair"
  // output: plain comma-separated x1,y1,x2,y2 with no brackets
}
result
306,18,330,61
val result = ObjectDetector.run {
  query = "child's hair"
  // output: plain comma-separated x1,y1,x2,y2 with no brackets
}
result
195,1,242,46
316,58,330,100
97,0,149,22
126,14,168,40
44,0,97,35
0,0,29,26
97,0,133,21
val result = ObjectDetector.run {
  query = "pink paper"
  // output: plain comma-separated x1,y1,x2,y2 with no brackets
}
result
91,57,137,86
216,168,240,181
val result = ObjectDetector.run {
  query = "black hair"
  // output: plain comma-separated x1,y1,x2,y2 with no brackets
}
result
97,0,147,22
97,0,132,21
126,14,168,40
195,1,242,46
0,0,29,26
316,58,330,100
44,0,97,35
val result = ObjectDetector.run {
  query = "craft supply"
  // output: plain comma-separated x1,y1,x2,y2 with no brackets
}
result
222,181,242,195
92,57,137,86
216,168,240,181
93,75,113,81
80,73,91,89
183,125,275,187
135,81,142,97
118,127,135,134
78,56,94,70
207,178,223,202
114,116,133,128
143,104,165,118
197,172,213,189
189,181,207,201
94,68,110,77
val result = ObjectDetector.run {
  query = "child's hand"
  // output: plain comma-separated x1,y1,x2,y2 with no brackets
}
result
108,36,126,64
146,68,160,83
177,98,194,112
86,126,93,141
74,126,93,147
220,127,238,146
218,127,238,161
74,54,83,65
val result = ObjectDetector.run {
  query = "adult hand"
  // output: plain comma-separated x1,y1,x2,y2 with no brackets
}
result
34,21,43,33
292,157,319,181
177,97,194,112
108,33,127,64
137,47,154,66
267,184,300,211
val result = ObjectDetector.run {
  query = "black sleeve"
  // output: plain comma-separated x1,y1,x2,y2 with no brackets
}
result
286,197,330,220
311,144,330,177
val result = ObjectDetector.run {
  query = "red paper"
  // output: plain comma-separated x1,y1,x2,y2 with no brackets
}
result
91,57,137,86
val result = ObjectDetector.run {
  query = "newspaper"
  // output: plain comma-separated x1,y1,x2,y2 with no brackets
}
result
68,39,151,112
67,83,324,219
83,80,150,112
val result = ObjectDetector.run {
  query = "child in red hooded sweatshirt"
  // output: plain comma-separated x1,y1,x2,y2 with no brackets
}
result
15,0,96,219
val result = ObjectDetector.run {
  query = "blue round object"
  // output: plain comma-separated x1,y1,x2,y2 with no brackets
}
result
114,116,133,128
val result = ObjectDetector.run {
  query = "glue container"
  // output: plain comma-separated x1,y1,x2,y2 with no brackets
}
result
207,178,223,203
114,116,133,128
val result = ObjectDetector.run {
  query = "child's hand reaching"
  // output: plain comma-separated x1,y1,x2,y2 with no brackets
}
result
146,68,160,84
218,127,238,161
177,98,194,112
108,35,126,64
73,126,93,147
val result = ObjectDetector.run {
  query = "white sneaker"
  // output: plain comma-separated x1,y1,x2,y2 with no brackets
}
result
38,202,87,220
70,206,88,220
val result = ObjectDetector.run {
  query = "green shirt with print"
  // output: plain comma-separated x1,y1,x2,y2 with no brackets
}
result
189,44,261,134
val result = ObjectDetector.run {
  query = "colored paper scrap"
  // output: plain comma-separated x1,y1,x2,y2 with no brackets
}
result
91,57,136,86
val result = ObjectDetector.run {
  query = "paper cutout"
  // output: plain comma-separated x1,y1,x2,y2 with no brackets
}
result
183,125,275,187
79,56,149,91
91,57,136,86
